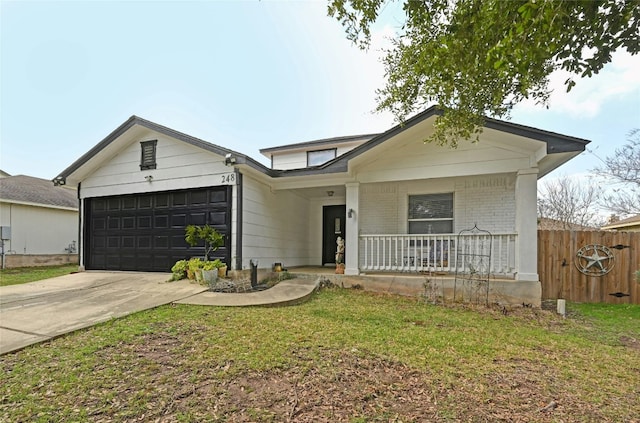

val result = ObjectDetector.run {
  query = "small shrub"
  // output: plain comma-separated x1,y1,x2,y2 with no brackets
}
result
186,258,204,280
210,258,226,269
202,261,217,271
170,260,188,281
184,224,224,261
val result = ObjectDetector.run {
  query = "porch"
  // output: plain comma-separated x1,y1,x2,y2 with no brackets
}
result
358,232,517,277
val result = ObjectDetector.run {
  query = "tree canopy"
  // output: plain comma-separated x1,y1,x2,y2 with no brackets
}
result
328,0,639,146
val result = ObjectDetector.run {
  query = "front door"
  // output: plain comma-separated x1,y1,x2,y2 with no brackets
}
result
322,205,346,265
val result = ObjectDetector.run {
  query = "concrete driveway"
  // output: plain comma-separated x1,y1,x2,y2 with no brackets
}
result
0,272,208,355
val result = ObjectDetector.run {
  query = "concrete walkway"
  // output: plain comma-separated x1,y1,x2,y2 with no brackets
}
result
0,272,319,355
176,277,319,307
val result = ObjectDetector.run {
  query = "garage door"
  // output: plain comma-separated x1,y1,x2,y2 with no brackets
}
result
84,186,231,272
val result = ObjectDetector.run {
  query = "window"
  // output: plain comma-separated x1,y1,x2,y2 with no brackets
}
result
408,193,454,234
307,148,336,166
140,140,157,170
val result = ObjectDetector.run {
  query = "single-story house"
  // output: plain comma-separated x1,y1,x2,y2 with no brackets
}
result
601,214,640,232
0,174,79,267
53,106,588,299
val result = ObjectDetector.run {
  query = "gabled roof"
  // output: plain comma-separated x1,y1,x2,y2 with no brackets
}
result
0,175,78,210
54,115,274,186
55,107,591,185
601,214,640,231
271,105,591,177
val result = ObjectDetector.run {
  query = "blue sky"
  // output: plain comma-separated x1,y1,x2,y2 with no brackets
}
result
2,0,639,183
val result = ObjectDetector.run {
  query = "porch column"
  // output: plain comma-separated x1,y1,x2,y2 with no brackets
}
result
515,168,539,281
345,182,360,275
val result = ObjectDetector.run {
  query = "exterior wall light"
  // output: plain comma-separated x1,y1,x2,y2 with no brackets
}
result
225,153,237,166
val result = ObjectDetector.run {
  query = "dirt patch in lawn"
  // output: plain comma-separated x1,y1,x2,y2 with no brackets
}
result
98,340,617,423
620,335,640,351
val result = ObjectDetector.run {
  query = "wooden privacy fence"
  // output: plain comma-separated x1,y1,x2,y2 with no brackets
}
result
538,230,639,304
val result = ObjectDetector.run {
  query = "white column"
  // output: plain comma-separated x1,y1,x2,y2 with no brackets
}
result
515,168,539,281
345,182,360,275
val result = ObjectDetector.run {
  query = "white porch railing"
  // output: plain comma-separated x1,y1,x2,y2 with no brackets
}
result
359,233,517,277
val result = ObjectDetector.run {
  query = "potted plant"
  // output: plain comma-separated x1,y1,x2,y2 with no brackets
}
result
210,258,228,278
187,257,203,281
185,224,225,261
201,260,218,285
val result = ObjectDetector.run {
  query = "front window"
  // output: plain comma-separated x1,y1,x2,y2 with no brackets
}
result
307,148,336,166
408,193,454,234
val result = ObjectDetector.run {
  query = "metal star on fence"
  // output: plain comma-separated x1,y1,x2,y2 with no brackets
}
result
575,244,614,276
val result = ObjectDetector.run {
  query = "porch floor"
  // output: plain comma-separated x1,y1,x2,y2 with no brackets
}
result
287,265,513,280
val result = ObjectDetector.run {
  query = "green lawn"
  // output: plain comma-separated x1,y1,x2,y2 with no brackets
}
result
1,288,638,422
0,264,78,287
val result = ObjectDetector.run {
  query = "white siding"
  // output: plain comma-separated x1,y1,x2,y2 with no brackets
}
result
80,133,234,199
241,175,313,269
0,203,78,255
271,151,307,170
356,138,534,183
358,174,516,235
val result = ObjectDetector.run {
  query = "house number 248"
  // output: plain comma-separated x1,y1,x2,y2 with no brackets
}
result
220,172,236,185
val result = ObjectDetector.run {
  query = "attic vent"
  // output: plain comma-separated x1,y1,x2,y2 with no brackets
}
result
140,140,157,170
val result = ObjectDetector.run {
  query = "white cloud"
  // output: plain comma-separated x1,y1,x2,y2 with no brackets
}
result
516,50,640,118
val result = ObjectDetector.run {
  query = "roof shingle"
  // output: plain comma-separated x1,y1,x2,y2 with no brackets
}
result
0,175,78,209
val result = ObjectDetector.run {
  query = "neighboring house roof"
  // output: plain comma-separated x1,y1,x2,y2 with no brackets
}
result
537,217,599,231
601,214,640,231
0,170,11,178
54,106,591,186
0,175,78,210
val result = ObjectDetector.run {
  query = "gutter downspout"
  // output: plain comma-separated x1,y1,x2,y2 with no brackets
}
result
77,182,84,271
235,170,243,270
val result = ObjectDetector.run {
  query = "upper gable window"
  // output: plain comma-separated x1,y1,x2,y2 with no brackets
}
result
307,148,336,167
140,140,157,170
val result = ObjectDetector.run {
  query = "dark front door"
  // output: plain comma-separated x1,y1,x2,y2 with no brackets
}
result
322,205,346,265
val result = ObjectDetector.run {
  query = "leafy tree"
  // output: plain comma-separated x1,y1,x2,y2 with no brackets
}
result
593,129,640,217
328,0,640,146
185,224,224,261
537,177,604,230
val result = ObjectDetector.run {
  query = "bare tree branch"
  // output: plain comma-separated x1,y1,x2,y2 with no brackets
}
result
538,177,605,230
593,129,640,217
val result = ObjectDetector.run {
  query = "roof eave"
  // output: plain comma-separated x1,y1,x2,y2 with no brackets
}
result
259,133,381,155
0,198,79,211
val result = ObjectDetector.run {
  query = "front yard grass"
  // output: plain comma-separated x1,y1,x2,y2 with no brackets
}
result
0,264,78,287
1,288,638,422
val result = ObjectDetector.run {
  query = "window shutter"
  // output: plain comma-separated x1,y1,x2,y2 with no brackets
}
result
140,140,157,170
